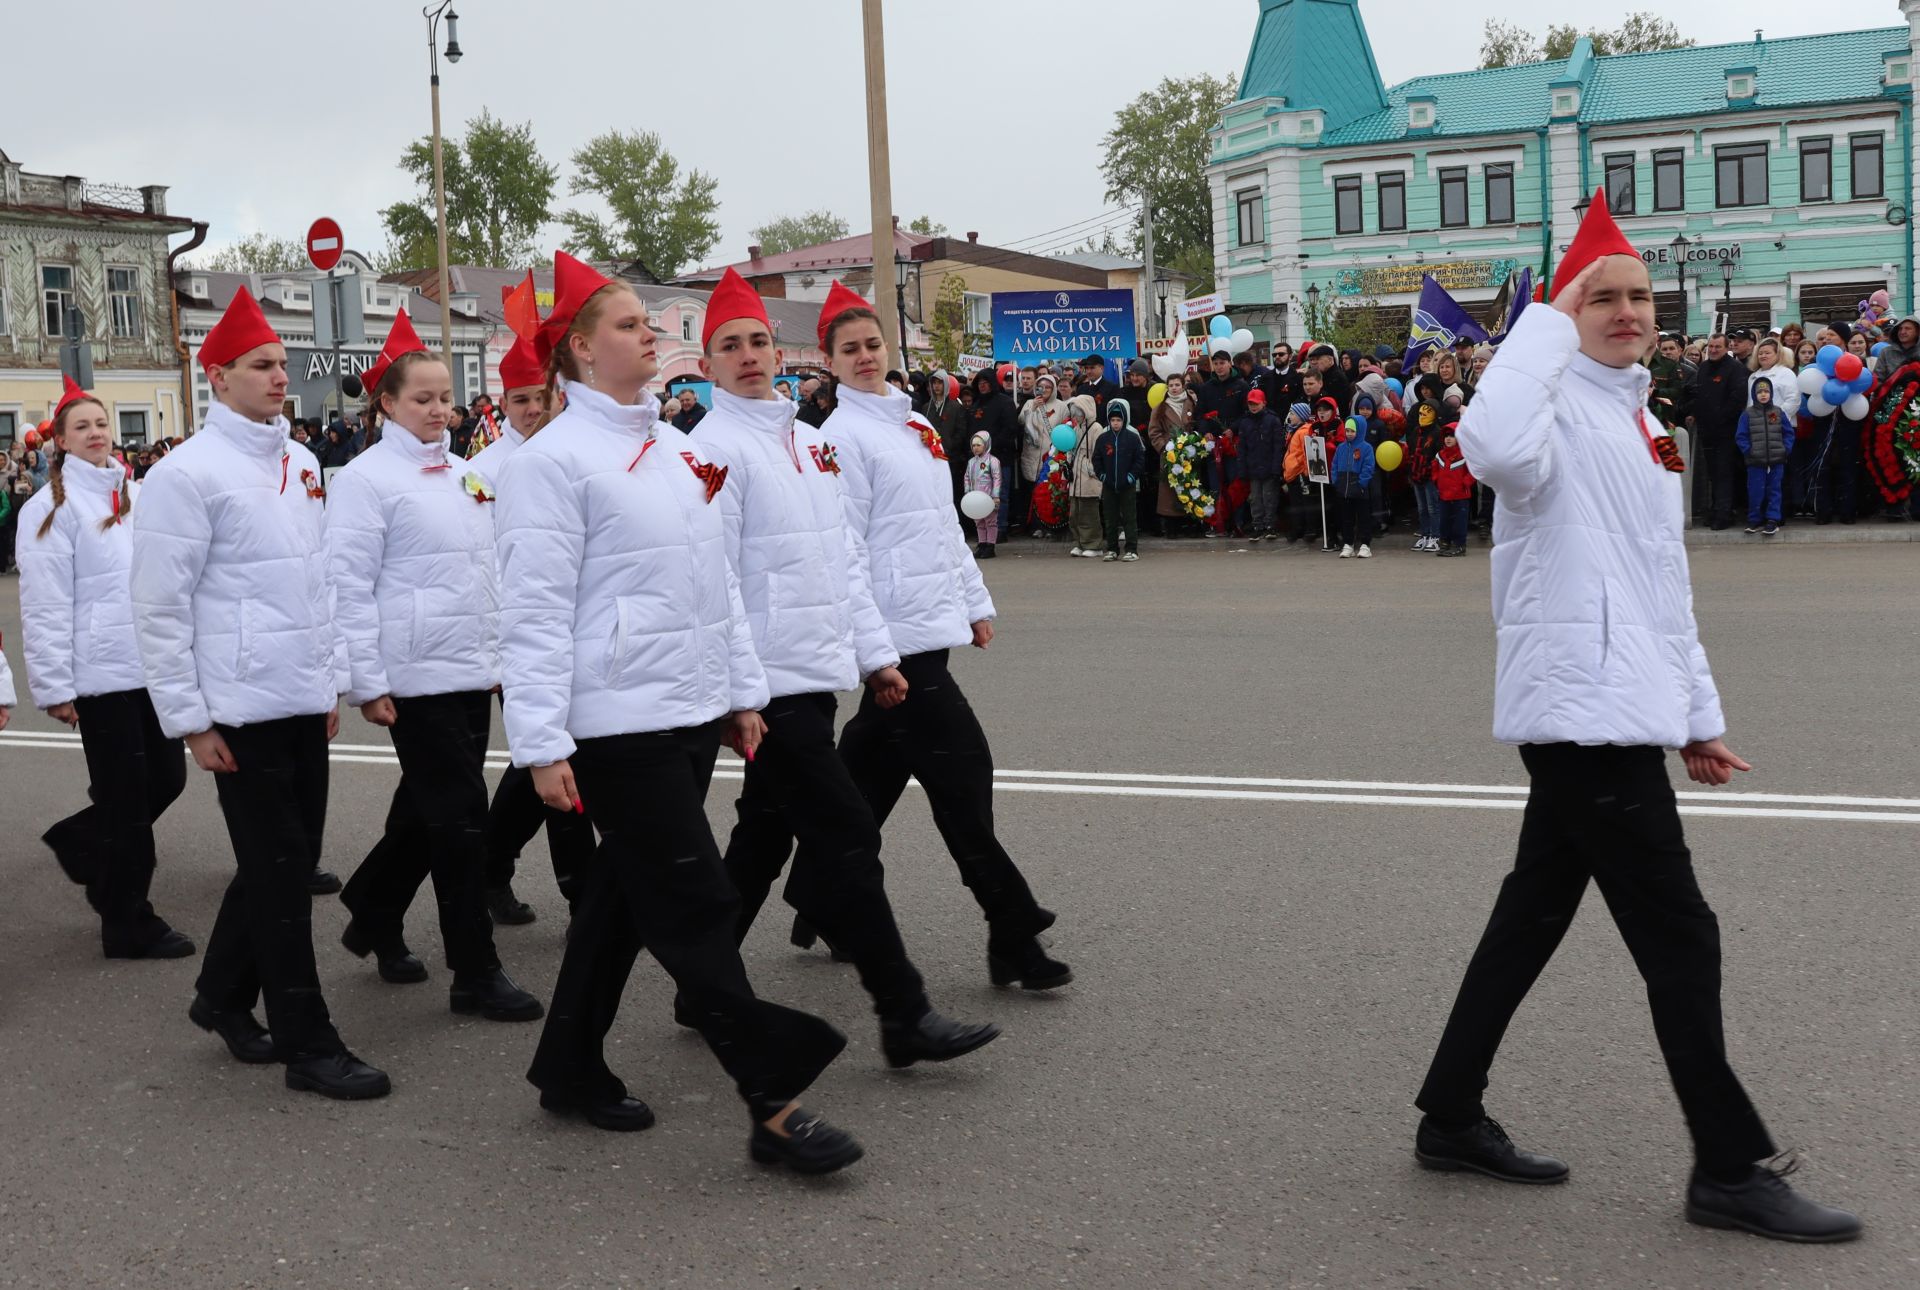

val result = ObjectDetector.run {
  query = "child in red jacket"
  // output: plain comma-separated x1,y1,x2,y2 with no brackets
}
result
1432,424,1476,556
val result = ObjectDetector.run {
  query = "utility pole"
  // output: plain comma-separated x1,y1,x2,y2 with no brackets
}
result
861,0,902,368
1141,190,1157,340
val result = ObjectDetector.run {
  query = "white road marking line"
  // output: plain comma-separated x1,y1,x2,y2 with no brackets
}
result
2,733,1913,824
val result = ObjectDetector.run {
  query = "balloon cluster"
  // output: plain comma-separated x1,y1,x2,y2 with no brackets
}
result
1797,344,1874,420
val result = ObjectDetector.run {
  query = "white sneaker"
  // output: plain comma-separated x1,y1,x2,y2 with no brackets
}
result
1082,549,1103,558
1121,551,1140,562
1340,544,1354,558
1102,551,1118,562
1069,547,1083,557
1357,544,1372,559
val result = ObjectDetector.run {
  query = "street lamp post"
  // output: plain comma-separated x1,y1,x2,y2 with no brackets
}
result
1721,257,1736,327
423,2,463,375
1304,281,1321,338
894,252,913,368
1669,232,1691,334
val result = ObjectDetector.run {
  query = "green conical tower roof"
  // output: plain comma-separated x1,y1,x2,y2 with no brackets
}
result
1238,0,1390,133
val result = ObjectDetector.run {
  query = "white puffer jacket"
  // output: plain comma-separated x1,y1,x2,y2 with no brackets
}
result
0,645,14,707
131,403,344,738
495,380,768,768
696,388,898,699
1458,306,1724,750
467,422,525,488
823,385,994,657
16,455,143,706
325,427,501,706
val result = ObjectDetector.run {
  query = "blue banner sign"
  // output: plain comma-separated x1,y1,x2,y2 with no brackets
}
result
990,289,1137,384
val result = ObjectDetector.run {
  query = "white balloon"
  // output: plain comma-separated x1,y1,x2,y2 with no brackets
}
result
960,491,995,520
1842,392,1870,421
1796,367,1826,397
1153,351,1184,381
1806,395,1835,417
1228,328,1255,356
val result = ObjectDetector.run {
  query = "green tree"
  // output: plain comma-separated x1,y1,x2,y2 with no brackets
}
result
189,232,308,273
560,130,720,280
909,215,947,237
1100,72,1239,296
929,273,969,374
1481,13,1690,67
1291,292,1404,356
748,210,848,256
379,110,557,271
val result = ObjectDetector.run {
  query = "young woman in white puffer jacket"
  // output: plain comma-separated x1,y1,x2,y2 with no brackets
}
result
494,252,860,1175
326,312,541,1025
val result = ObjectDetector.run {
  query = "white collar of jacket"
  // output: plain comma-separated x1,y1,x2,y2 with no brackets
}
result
380,424,452,470
61,452,127,498
712,385,796,436
203,401,292,460
557,377,660,440
498,422,526,451
1566,348,1652,407
835,382,913,426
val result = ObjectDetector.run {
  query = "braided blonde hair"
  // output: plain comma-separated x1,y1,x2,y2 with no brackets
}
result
36,397,132,538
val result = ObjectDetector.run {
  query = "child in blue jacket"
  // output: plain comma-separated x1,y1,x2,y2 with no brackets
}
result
1734,377,1794,535
1331,410,1376,558
1094,398,1147,561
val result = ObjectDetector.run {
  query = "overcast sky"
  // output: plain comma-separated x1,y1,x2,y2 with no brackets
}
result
9,1,1904,271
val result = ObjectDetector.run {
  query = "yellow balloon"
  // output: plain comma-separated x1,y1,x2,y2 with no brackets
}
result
1148,382,1167,409
1375,440,1404,472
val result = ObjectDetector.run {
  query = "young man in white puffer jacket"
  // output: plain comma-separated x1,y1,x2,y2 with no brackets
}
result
692,269,999,1070
1412,192,1859,1244
802,284,1070,992
326,315,542,1025
131,286,390,1102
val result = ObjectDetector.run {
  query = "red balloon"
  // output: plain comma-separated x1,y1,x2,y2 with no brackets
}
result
1834,353,1864,382
947,375,961,400
22,430,40,450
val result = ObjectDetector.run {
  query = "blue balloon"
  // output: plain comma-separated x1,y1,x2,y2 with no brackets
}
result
1209,315,1235,339
1816,344,1844,374
1822,378,1851,407
1873,342,1891,357
1847,370,1875,395
1385,377,1404,397
1051,425,1077,454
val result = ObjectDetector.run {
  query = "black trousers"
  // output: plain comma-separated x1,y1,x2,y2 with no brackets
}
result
526,722,843,1119
723,691,929,1021
43,689,186,951
1415,743,1776,1172
837,650,1052,939
340,690,499,974
1694,425,1746,525
196,714,343,1060
484,762,591,907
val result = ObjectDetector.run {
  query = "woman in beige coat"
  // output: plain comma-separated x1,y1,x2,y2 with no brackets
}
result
1147,374,1194,536
1018,373,1068,537
1063,395,1104,556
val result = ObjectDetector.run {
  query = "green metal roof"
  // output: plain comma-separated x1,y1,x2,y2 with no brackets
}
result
1582,27,1906,122
1303,23,1906,148
1238,0,1389,133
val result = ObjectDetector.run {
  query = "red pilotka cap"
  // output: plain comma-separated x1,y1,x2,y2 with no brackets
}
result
498,336,544,391
1550,188,1637,301
703,267,772,350
362,307,429,396
537,251,617,366
54,374,94,421
816,280,870,351
199,285,282,371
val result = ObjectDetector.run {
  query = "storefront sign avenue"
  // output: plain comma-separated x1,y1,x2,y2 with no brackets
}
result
1338,259,1519,297
1640,243,1744,269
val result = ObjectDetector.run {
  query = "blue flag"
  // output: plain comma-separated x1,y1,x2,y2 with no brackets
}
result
1402,275,1489,374
1491,268,1531,343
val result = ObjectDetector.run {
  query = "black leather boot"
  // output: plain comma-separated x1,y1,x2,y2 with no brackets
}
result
880,1010,1000,1069
486,884,536,926
285,1051,391,1100
449,967,544,1021
987,935,1072,990
340,919,428,983
188,994,274,1064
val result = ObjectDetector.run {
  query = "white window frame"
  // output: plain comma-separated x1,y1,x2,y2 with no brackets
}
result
681,313,695,342
963,291,991,336
107,265,142,339
1408,102,1435,129
1727,74,1755,100
42,264,76,340
1236,189,1265,246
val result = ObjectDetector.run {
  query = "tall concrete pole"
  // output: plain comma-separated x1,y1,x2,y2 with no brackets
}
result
861,0,902,368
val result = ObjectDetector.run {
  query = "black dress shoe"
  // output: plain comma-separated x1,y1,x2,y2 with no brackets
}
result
789,914,854,962
987,936,1073,990
340,920,428,983
188,994,275,1064
285,1051,391,1100
41,822,98,886
1686,1160,1863,1243
449,967,544,1021
749,1107,864,1175
1415,1115,1569,1184
105,926,197,960
880,1010,1001,1069
486,884,536,926
306,868,343,896
539,1089,656,1132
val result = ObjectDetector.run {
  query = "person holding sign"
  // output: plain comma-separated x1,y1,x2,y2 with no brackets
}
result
1411,191,1860,1243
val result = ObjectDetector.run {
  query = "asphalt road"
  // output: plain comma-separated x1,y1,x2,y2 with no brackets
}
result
0,538,1914,1289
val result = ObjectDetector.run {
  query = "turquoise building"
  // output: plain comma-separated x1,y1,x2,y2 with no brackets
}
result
1208,0,1920,344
